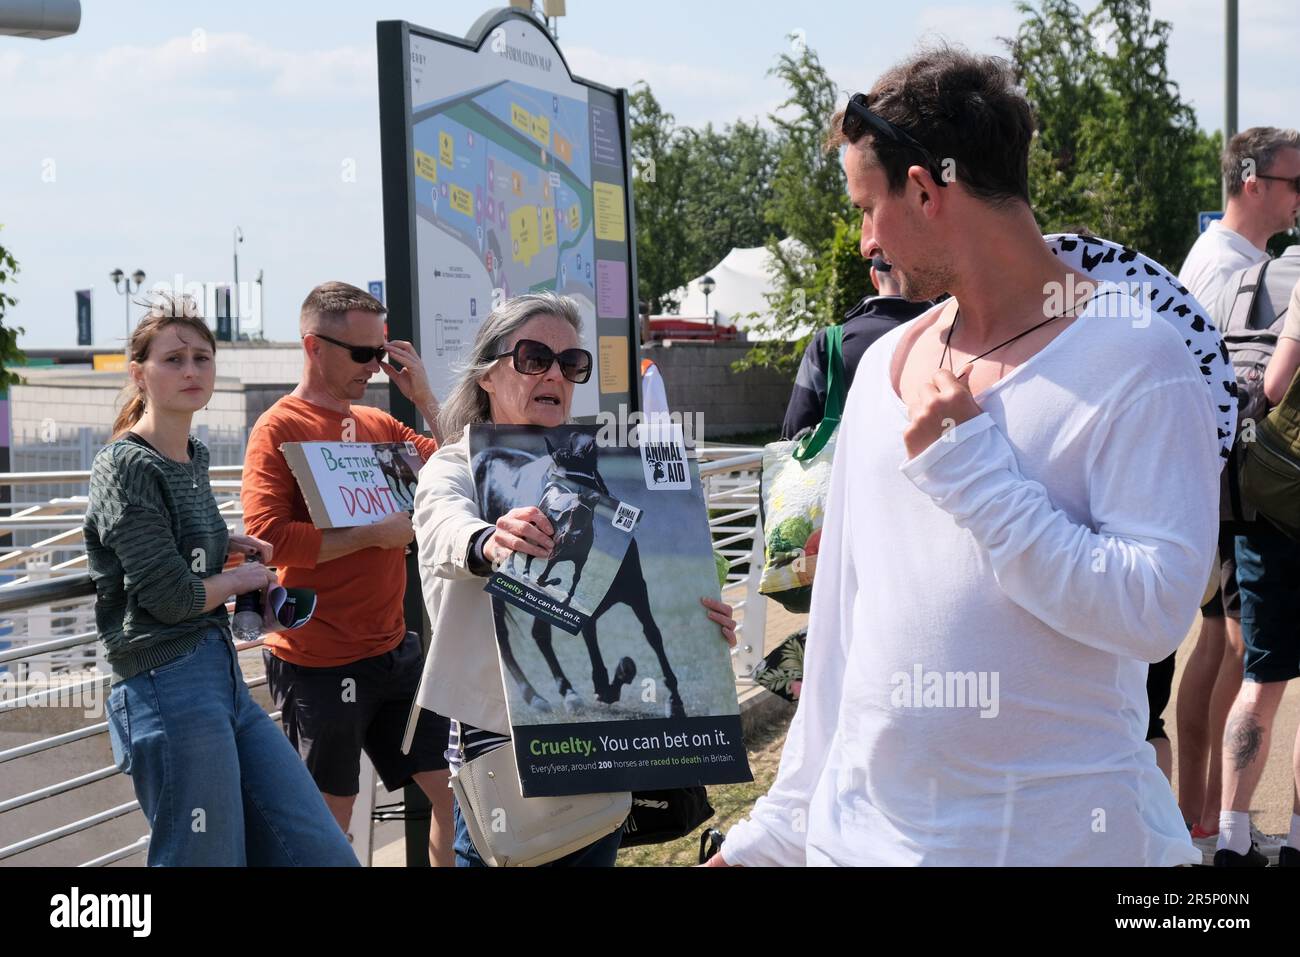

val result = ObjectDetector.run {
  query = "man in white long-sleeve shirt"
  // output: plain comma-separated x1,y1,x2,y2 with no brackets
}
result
711,49,1218,867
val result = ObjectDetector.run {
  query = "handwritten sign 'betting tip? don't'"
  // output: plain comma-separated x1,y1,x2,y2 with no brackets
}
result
280,441,424,528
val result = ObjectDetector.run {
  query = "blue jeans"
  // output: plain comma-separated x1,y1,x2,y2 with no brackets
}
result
105,626,359,867
452,796,622,867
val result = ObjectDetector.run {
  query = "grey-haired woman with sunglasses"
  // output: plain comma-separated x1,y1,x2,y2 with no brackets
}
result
407,292,737,867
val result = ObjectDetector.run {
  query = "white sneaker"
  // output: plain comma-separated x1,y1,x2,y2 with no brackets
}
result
1252,825,1283,864
1192,830,1219,855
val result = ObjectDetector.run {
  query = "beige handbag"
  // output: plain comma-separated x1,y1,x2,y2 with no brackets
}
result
450,743,631,867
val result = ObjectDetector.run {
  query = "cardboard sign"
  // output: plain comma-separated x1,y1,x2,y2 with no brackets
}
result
280,441,424,528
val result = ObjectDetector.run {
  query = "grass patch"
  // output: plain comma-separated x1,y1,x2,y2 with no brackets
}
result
616,707,793,866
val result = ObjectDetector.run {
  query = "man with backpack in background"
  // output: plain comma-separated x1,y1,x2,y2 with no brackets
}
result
1208,244,1300,867
1173,128,1300,855
1180,128,1300,309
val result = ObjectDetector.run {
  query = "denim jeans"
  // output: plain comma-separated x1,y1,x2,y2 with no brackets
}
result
106,626,359,867
452,796,622,867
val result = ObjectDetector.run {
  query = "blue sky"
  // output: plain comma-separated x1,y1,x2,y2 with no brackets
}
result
2,0,1296,348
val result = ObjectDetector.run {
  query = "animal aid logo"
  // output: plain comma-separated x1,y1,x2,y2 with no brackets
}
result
637,422,690,491
612,501,642,533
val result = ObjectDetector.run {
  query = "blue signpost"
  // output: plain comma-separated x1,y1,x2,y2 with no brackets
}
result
1199,211,1224,233
369,280,385,304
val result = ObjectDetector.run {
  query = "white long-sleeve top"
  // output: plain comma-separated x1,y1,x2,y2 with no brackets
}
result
725,289,1216,866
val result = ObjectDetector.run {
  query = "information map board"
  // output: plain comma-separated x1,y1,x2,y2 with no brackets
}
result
378,9,640,424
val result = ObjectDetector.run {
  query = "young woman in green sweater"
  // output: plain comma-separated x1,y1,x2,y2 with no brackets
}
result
84,296,356,866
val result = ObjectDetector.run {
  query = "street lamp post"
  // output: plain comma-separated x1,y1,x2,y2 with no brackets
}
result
233,226,244,342
1224,0,1237,209
255,268,264,340
699,275,717,331
110,267,146,351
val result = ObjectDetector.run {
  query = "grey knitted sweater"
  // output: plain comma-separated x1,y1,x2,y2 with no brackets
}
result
84,433,232,681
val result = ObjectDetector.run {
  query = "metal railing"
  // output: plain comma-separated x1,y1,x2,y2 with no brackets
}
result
0,446,769,867
0,581,278,866
699,448,767,681
0,457,263,868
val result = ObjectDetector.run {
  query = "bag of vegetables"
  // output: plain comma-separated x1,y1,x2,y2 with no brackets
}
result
757,325,843,612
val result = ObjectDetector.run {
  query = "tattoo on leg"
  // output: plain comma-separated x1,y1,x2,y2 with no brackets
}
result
1227,714,1264,772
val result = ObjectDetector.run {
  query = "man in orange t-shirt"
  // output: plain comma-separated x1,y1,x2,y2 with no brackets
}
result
241,281,453,864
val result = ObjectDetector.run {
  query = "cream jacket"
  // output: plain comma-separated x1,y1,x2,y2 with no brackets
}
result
408,435,510,736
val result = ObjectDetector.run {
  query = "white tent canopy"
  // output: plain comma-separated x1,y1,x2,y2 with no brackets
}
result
664,237,811,340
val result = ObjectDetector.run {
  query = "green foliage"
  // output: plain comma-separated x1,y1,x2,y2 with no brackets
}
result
1011,0,1221,265
764,42,852,248
683,120,779,274
734,39,872,376
629,84,694,315
0,225,26,390
635,3,1230,377
629,84,779,314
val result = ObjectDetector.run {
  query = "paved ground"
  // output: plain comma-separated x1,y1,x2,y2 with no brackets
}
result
1171,625,1298,840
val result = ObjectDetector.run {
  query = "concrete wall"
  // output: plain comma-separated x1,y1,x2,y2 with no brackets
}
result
644,341,797,439
10,339,795,444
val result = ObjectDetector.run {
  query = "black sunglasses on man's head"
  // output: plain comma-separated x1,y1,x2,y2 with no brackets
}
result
307,332,387,364
494,338,593,384
842,92,947,187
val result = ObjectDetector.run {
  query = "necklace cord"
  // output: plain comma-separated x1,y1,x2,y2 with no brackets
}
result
940,289,1108,373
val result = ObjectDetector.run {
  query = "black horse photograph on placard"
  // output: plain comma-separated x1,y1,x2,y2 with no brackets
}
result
374,442,421,510
469,425,738,726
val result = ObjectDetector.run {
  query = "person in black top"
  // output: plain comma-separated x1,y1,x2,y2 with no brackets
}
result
781,240,935,439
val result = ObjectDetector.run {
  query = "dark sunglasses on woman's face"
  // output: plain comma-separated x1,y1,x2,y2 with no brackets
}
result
493,339,592,384
307,332,387,365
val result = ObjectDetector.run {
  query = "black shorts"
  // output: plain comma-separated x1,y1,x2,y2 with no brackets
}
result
1145,651,1176,741
263,631,450,796
1199,528,1242,620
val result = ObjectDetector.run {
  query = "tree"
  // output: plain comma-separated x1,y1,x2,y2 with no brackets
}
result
764,42,852,249
736,38,872,376
678,119,778,278
0,226,25,390
629,83,694,315
1010,0,1220,267
629,84,779,315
